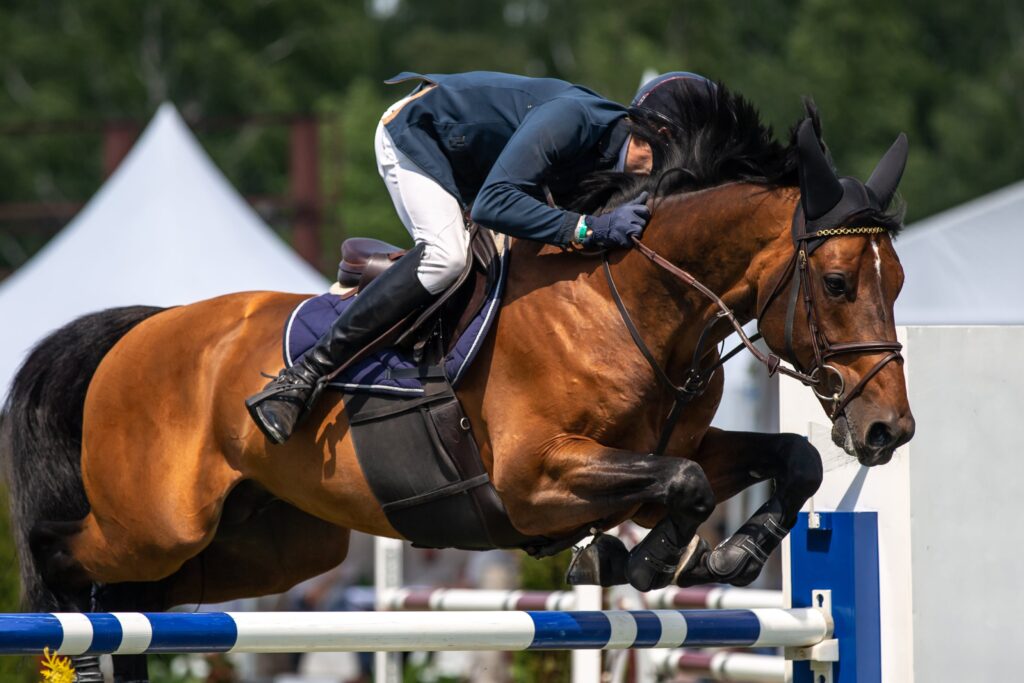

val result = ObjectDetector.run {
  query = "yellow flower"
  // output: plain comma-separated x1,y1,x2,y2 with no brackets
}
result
39,647,76,683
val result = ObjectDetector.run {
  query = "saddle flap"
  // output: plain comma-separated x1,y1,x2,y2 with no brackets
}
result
285,228,508,396
395,226,501,356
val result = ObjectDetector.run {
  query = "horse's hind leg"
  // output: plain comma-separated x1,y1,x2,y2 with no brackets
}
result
678,428,823,587
81,582,164,683
154,488,352,607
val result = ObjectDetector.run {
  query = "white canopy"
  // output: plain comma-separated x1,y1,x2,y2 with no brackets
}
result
0,103,327,395
895,180,1024,325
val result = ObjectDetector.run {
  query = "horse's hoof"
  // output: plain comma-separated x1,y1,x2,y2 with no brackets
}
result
566,534,629,586
673,536,715,587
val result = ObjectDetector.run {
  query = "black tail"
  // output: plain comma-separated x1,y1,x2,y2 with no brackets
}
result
0,306,164,610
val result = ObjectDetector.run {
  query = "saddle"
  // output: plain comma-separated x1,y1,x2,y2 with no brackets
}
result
336,237,406,291
332,230,497,359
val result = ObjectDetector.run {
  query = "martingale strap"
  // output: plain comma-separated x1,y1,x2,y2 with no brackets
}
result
603,256,704,456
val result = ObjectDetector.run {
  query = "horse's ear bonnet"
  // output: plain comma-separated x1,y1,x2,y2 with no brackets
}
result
865,134,909,210
795,118,908,253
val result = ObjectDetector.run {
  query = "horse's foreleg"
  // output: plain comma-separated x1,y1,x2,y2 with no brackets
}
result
495,437,715,592
679,429,823,587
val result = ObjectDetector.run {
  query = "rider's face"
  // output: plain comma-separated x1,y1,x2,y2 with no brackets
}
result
624,137,654,175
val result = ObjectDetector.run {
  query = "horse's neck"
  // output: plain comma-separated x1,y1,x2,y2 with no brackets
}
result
657,184,796,312
605,184,799,365
495,184,797,388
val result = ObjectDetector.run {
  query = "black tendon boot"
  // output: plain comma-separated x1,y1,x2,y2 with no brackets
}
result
246,243,435,443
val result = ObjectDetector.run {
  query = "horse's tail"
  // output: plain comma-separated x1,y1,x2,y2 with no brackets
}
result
0,305,165,610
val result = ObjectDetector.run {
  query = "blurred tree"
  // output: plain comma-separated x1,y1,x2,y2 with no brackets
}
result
0,0,1022,276
0,1,1021,678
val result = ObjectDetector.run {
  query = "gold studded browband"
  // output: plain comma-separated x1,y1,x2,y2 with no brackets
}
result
798,224,888,240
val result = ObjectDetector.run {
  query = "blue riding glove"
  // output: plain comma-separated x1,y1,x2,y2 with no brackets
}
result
584,192,650,249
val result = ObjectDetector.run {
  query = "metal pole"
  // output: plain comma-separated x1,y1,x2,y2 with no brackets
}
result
374,537,404,683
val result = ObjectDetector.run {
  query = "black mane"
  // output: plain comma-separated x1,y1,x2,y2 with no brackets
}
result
567,81,903,232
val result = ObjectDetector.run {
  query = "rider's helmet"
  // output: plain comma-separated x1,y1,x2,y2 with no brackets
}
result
630,71,714,136
627,72,715,168
632,71,712,109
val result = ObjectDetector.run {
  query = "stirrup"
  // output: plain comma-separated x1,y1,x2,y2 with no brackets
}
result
245,371,319,408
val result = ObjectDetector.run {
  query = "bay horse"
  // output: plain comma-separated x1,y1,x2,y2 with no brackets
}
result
1,86,913,680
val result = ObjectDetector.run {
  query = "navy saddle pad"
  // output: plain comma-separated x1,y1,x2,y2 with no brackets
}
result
283,249,508,396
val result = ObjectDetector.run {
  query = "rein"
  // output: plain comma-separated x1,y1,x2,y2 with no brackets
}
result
602,214,902,455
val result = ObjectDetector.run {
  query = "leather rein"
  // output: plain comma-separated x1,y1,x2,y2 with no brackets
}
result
602,211,903,456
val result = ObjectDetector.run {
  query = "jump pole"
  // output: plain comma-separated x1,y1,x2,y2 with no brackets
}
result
648,648,786,682
0,607,831,655
370,584,783,611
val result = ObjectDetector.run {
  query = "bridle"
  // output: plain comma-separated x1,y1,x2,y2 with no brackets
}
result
602,207,903,456
756,211,903,418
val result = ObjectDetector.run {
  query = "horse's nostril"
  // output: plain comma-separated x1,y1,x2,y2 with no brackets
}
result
866,421,893,449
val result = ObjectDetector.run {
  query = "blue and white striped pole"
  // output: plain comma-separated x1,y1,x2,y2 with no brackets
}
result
0,608,830,655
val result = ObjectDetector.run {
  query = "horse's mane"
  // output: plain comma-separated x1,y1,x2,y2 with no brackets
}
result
567,81,903,232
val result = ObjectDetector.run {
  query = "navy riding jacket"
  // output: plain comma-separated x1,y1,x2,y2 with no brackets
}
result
383,71,630,245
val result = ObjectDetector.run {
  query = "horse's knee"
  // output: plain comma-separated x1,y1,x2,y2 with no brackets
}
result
778,434,823,498
666,460,715,521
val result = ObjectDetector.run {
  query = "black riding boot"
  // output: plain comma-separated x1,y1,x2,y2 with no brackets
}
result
246,243,435,444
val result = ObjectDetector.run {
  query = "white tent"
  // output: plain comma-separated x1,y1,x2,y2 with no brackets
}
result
0,103,328,395
895,180,1024,324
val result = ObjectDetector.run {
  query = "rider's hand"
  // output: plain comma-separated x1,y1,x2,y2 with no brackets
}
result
585,192,650,249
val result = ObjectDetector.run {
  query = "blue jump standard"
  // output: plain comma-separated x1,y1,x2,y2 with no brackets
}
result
0,608,829,655
790,510,882,683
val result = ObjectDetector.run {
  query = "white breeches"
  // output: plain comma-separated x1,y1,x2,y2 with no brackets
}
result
375,99,470,295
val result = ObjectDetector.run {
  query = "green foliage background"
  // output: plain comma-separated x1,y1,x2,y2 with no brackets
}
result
0,0,1021,274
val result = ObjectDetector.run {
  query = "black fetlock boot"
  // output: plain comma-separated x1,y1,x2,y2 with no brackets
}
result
676,498,791,587
247,243,435,444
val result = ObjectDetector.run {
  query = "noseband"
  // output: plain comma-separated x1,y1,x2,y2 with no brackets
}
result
602,209,903,455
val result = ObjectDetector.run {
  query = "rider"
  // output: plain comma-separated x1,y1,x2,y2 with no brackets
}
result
247,70,711,444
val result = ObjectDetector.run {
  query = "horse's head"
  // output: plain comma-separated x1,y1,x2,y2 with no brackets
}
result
758,118,915,466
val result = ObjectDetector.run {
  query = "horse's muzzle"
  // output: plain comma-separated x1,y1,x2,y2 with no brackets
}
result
836,409,915,467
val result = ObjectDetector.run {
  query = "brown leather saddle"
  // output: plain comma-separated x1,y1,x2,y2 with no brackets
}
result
336,237,406,291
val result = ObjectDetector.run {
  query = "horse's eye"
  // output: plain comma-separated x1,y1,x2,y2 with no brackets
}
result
823,274,847,297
